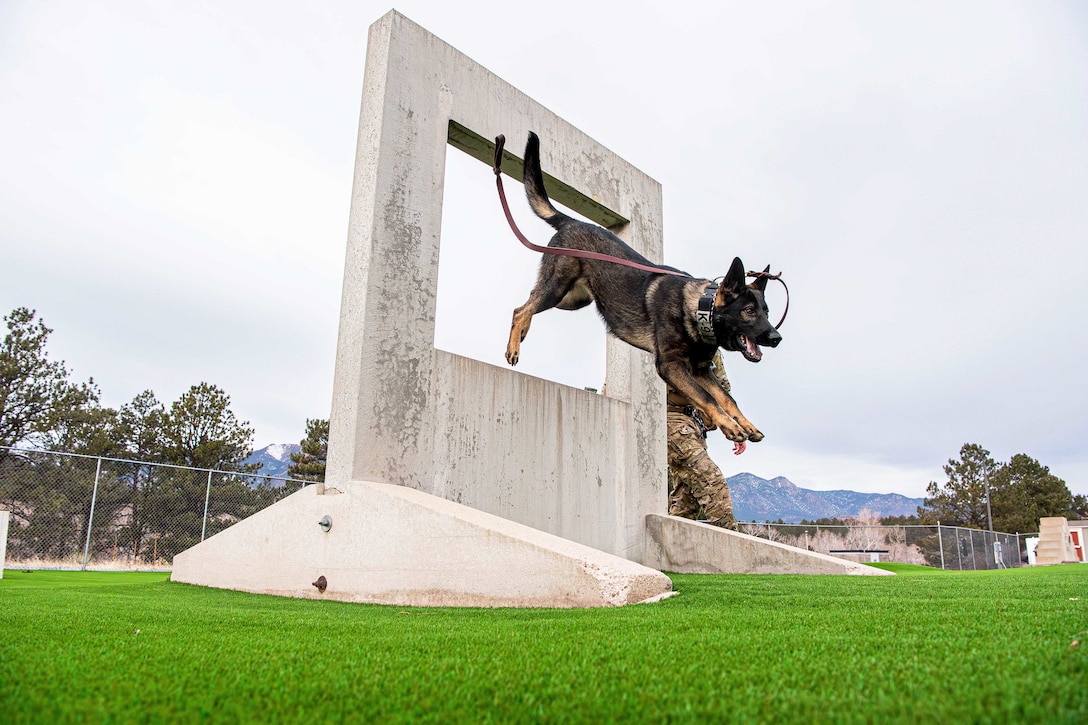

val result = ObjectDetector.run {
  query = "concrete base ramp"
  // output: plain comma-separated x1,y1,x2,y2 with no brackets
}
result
171,482,673,608
644,515,894,576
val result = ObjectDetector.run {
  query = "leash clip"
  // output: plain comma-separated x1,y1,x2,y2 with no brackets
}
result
683,406,708,438
493,134,505,176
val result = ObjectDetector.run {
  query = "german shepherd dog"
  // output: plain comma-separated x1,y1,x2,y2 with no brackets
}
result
505,132,782,444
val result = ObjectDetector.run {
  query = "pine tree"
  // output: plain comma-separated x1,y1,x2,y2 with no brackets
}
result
288,418,328,482
115,390,168,462
0,308,102,462
918,443,996,528
161,383,257,472
989,454,1074,533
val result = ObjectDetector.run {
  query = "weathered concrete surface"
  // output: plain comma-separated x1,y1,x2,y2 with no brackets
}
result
326,10,666,563
644,515,895,576
1035,517,1079,565
171,483,673,608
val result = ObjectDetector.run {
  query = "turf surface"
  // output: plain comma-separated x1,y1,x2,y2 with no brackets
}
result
1,564,1085,723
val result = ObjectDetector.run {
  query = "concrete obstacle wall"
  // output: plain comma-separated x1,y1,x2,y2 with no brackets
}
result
325,10,667,562
172,12,892,607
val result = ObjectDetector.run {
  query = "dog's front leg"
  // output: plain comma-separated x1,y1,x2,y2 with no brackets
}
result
657,358,751,443
691,368,764,442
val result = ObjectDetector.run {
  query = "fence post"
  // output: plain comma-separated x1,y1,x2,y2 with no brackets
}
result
937,522,945,570
81,457,103,571
956,527,963,570
969,531,976,570
201,469,214,541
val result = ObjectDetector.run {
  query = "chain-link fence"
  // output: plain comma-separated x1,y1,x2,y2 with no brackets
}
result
737,521,1034,570
1,446,1036,572
0,447,310,571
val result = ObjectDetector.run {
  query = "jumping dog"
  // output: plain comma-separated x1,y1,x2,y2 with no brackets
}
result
505,132,782,443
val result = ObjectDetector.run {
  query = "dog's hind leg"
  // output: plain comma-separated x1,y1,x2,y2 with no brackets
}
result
506,287,565,366
506,260,584,366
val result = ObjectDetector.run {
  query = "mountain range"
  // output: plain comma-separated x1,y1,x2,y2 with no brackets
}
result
243,443,300,480
243,446,924,522
727,472,924,522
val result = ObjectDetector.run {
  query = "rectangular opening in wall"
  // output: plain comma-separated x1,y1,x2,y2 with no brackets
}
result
435,131,612,392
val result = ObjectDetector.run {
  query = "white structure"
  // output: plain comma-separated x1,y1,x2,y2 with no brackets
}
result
1035,517,1080,565
173,481,671,607
172,11,887,607
323,10,667,562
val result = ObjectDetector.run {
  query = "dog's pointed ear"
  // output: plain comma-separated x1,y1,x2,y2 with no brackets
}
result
715,257,747,306
751,264,771,293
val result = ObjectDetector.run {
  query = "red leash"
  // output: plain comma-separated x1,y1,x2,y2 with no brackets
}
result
492,135,692,277
492,134,789,329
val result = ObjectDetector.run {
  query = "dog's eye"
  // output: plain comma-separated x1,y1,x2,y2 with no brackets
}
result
743,306,756,317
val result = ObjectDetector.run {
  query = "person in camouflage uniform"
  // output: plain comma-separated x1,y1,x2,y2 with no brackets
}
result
666,351,743,528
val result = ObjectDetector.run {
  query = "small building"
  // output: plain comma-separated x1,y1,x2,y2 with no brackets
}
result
1068,520,1087,562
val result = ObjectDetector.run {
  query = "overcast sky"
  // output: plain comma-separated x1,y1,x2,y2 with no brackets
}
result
2,1,1086,499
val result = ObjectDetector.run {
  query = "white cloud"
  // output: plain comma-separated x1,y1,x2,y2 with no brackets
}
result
1,0,1086,500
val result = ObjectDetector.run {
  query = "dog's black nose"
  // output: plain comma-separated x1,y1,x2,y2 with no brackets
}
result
761,330,782,348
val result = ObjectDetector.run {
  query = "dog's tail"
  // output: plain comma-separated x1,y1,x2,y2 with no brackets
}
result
523,132,571,230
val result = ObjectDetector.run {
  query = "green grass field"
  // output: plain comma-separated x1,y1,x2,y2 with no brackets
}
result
1,564,1085,723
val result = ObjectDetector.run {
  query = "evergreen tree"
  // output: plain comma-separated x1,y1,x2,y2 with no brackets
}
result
114,390,168,462
988,454,1074,533
110,391,172,561
137,384,259,558
878,514,921,526
1073,494,1088,520
161,383,257,472
918,443,996,528
0,308,101,462
288,418,328,482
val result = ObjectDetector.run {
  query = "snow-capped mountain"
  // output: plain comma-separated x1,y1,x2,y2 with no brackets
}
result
240,448,923,520
728,472,924,523
244,443,301,479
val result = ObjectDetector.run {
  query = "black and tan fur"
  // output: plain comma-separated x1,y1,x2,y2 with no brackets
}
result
505,132,782,443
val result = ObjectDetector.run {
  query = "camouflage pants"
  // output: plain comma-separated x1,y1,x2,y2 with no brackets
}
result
667,412,735,528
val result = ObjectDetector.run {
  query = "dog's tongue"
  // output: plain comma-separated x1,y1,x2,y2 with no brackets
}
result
744,335,763,361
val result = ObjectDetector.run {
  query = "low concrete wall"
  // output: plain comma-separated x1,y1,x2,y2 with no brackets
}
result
171,482,673,608
430,351,660,558
644,515,894,576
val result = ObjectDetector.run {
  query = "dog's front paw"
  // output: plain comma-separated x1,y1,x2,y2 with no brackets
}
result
505,347,520,366
734,416,763,443
718,419,748,443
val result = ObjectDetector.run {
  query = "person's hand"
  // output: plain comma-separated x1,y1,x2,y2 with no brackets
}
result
733,441,746,455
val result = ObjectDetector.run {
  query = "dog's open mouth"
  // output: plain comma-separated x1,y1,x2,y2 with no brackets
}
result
738,334,763,362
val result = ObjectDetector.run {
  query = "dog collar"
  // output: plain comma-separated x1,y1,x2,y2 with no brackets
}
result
696,284,718,345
